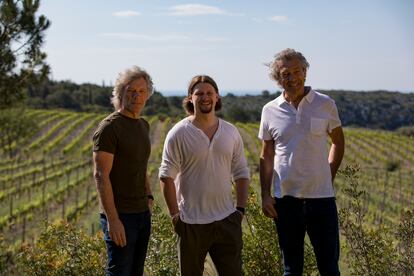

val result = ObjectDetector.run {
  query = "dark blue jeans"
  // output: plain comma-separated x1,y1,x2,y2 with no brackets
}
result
100,211,151,276
274,196,340,276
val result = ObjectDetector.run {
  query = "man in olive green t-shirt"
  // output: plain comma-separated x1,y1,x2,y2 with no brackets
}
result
93,66,154,276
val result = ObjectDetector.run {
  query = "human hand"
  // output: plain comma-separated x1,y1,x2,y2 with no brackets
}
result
171,213,180,226
261,195,277,219
108,217,126,247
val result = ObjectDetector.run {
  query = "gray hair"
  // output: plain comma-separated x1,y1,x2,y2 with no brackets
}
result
268,48,309,86
111,65,154,110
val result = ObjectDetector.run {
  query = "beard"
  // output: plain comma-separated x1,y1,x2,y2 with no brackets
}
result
125,102,143,115
199,103,213,114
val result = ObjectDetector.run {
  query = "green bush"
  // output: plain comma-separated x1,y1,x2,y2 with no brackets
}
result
242,188,318,275
385,159,401,172
18,221,105,276
0,234,14,275
145,204,180,275
6,166,412,275
396,125,414,137
339,164,414,275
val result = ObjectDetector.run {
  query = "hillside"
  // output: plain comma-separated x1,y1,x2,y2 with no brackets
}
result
25,80,414,130
0,109,413,274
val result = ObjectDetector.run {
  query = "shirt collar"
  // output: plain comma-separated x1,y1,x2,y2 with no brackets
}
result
304,87,315,103
276,86,314,106
275,93,286,106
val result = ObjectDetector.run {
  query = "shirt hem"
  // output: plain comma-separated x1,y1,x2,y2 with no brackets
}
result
180,208,236,224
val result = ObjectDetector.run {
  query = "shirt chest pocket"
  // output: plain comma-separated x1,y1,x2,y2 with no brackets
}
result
310,118,328,136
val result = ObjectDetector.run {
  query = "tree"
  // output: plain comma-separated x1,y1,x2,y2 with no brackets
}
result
0,0,50,108
0,108,38,158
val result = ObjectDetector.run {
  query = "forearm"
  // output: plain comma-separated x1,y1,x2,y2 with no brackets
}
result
145,173,152,196
259,158,274,198
160,177,179,215
329,144,344,180
235,178,249,208
95,174,118,220
259,146,278,218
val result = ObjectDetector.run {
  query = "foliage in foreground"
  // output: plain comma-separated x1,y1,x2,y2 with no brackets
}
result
16,206,181,276
339,164,414,276
7,166,413,275
145,204,180,275
0,234,14,275
18,221,105,276
242,187,318,275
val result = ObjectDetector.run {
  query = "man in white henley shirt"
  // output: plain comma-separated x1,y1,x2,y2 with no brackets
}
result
259,49,345,276
159,75,250,276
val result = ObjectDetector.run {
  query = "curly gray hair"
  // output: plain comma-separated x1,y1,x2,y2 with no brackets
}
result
111,65,154,110
268,48,309,86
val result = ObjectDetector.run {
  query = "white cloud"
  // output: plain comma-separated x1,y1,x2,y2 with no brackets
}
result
269,15,288,22
204,36,228,42
168,4,234,16
252,17,264,23
113,11,141,17
101,32,191,42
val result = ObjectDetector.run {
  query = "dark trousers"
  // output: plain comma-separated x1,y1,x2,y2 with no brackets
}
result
100,212,151,276
175,211,243,276
274,196,340,276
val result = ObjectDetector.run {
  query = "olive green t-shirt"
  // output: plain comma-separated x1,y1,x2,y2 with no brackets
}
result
93,112,151,213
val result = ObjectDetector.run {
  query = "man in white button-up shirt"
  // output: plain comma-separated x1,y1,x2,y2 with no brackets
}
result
259,49,345,276
159,75,250,276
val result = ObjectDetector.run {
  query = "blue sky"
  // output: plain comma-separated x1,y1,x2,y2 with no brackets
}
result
39,0,414,94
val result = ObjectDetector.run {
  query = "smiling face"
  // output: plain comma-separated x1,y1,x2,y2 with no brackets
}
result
191,82,219,115
121,77,149,116
277,58,307,96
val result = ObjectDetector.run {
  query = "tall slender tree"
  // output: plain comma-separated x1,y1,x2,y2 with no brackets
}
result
0,0,50,108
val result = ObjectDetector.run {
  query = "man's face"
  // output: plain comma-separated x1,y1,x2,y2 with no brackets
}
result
277,58,306,95
191,82,219,114
121,77,149,115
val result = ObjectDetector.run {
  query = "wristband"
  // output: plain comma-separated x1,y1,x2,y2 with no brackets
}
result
236,206,245,215
147,195,154,201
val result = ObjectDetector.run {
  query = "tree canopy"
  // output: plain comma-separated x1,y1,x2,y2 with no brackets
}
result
24,79,414,130
0,0,50,108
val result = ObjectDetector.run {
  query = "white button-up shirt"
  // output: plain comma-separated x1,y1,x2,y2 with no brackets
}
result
258,88,341,198
159,118,250,224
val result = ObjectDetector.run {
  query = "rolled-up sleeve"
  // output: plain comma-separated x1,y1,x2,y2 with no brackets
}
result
231,129,250,181
159,131,180,179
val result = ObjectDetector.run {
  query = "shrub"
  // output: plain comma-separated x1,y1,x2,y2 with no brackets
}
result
18,221,105,276
0,234,14,275
339,164,413,275
145,204,179,275
242,188,318,275
395,210,414,274
396,125,414,137
385,159,401,172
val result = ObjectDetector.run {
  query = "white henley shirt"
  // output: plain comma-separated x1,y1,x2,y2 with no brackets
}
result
159,117,250,224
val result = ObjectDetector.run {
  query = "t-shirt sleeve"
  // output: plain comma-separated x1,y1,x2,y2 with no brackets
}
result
258,105,272,140
231,129,250,181
92,121,117,153
328,100,342,133
142,118,150,132
158,130,181,179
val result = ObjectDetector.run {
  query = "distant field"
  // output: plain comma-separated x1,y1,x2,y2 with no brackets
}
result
1,109,413,263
